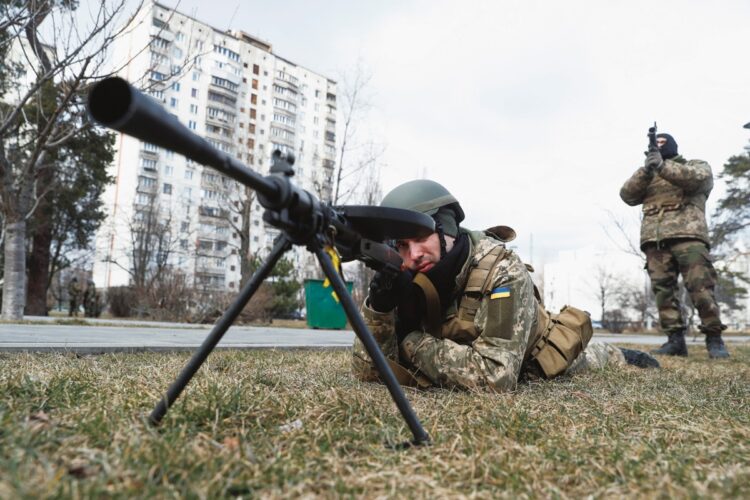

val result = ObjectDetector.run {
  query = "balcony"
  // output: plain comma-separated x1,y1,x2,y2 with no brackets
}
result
150,25,175,42
136,183,158,194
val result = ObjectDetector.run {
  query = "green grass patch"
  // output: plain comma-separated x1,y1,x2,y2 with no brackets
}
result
1,346,748,497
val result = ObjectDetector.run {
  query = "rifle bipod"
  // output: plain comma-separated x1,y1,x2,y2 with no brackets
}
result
148,234,430,448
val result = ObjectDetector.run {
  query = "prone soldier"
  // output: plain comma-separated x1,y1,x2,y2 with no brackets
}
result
353,180,658,391
620,130,729,358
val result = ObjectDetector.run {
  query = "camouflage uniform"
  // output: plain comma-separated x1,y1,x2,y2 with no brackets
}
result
352,230,626,391
68,278,81,317
620,157,726,337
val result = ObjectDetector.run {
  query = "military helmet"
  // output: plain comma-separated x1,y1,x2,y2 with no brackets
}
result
380,179,465,237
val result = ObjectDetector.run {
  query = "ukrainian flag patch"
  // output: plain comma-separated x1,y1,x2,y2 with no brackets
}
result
490,286,511,299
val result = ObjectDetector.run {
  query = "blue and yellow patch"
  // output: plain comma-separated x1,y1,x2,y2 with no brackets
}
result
490,286,511,299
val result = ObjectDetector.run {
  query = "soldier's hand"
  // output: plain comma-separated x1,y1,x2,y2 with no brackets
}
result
644,150,663,173
368,270,415,313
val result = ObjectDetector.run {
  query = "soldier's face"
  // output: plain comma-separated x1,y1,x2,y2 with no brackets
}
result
656,137,667,148
395,232,454,273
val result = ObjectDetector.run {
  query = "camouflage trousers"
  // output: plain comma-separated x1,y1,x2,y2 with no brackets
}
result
566,342,626,375
644,239,725,335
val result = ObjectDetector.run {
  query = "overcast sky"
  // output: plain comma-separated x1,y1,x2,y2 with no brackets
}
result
103,0,750,266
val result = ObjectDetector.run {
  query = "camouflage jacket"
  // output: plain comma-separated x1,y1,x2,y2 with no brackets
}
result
619,157,713,248
352,229,539,392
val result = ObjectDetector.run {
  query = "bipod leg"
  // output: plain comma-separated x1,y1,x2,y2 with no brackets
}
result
149,235,293,426
313,243,431,447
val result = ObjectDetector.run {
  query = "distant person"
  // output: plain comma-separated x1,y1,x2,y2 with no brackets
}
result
68,277,81,317
352,180,659,392
83,280,98,318
620,132,729,358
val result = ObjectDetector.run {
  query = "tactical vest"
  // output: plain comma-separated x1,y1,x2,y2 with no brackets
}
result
397,232,592,387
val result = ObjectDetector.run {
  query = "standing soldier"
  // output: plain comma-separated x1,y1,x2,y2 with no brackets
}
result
83,280,97,317
68,277,81,317
620,131,729,358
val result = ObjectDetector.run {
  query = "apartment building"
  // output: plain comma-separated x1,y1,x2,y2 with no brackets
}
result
93,1,337,292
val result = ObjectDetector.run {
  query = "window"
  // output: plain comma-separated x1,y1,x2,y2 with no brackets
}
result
192,71,200,81
138,175,156,187
195,40,204,50
191,88,198,97
176,31,185,42
213,44,241,62
188,120,196,130
172,82,181,91
170,97,177,108
252,79,258,90
140,158,157,171
143,142,158,152
210,76,239,93
249,109,256,119
183,187,192,198
136,193,151,205
253,64,259,75
189,104,198,114
163,183,173,195
150,71,166,81
250,94,257,104
180,239,188,249
181,221,189,232
184,170,193,180
164,165,174,176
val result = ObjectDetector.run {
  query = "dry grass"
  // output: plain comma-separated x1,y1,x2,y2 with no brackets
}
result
1,345,748,498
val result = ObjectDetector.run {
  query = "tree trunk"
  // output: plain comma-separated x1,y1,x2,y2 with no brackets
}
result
25,212,51,315
240,187,253,287
2,220,27,320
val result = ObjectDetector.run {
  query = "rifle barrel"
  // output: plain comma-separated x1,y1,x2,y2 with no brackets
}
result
88,77,279,202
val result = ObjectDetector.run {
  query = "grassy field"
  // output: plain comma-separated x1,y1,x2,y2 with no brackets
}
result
1,345,748,498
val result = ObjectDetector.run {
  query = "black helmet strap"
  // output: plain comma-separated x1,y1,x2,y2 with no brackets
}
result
435,220,448,259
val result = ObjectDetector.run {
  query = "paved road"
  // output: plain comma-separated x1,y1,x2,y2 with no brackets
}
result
0,320,747,353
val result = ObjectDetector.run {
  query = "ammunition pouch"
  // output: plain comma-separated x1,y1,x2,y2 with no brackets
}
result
528,305,593,379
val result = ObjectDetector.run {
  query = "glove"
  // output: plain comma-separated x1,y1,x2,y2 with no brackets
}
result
644,150,663,174
367,270,415,313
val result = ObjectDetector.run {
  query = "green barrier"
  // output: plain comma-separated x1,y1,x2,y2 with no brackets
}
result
304,279,354,329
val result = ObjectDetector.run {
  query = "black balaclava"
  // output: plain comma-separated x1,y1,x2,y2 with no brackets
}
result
433,206,459,258
656,133,679,159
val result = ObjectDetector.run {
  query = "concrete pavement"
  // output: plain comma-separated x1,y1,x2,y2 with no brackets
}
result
0,318,747,353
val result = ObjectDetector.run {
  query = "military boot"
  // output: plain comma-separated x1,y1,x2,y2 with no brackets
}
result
705,334,730,359
651,330,688,357
619,348,661,369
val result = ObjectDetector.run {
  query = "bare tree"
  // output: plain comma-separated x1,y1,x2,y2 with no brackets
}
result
328,61,386,206
614,275,656,331
0,1,149,319
106,194,180,301
588,264,620,325
602,208,644,262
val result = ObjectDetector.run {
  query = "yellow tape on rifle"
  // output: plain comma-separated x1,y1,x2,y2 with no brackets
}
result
322,246,343,302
